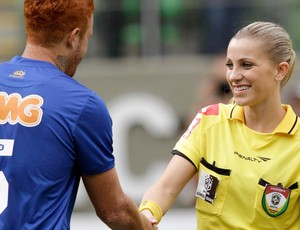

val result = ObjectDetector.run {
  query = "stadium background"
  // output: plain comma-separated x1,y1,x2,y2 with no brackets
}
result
1,0,300,229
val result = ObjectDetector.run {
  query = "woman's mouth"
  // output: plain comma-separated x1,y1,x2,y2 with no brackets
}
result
234,86,251,92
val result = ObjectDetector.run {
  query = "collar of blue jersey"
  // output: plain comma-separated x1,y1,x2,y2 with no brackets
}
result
230,104,299,135
10,56,57,69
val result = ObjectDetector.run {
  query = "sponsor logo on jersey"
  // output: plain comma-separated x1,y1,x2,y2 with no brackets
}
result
196,170,219,204
9,70,25,79
0,140,14,156
0,92,43,127
257,156,271,162
262,184,291,217
233,151,271,163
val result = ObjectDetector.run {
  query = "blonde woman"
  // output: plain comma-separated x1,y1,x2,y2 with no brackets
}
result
140,21,299,229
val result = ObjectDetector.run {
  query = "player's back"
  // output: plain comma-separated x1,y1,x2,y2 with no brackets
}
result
0,56,95,229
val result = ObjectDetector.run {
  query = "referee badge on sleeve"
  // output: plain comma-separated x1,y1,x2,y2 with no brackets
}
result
196,170,219,204
262,184,291,217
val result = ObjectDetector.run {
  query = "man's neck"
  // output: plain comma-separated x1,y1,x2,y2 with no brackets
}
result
22,43,68,73
22,43,57,65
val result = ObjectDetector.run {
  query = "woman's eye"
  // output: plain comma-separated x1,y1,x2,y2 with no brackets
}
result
243,63,253,69
225,63,233,69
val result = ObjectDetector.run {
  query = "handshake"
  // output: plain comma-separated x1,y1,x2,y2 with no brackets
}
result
139,200,162,230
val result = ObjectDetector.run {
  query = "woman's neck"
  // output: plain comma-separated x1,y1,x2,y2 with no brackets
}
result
244,103,286,133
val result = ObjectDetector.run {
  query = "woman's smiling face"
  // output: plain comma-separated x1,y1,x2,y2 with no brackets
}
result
225,37,280,107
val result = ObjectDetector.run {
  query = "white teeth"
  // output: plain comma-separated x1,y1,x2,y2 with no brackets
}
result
234,86,250,91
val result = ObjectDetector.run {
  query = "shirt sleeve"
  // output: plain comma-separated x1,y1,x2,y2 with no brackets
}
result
172,112,203,171
172,104,221,171
74,92,115,175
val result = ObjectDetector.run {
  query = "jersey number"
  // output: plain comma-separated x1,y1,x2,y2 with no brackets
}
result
0,140,14,214
0,171,9,214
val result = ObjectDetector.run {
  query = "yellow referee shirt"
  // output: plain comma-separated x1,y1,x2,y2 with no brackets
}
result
173,103,300,230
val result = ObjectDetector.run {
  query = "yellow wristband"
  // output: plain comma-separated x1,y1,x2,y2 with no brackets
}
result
139,200,163,223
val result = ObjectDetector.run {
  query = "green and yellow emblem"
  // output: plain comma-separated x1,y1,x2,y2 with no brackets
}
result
262,184,291,217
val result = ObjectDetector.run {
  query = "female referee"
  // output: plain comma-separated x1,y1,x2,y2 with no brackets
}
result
139,21,300,229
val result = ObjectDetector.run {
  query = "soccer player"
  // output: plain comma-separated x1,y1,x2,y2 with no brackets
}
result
0,0,157,229
139,21,300,229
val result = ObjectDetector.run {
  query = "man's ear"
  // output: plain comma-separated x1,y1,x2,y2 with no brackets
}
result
67,28,80,48
275,62,289,82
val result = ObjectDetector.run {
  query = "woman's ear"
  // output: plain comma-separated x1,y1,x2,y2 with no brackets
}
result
275,62,289,82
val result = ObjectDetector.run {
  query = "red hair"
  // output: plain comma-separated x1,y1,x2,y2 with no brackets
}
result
24,0,94,47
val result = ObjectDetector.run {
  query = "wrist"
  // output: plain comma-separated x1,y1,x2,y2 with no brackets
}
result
139,200,162,223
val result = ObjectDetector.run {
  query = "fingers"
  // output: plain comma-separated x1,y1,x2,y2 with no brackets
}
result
142,209,158,224
141,209,159,229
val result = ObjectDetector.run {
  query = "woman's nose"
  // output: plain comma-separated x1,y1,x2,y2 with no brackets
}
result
227,68,243,82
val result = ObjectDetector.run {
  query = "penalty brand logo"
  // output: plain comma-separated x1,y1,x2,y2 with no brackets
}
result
0,92,44,127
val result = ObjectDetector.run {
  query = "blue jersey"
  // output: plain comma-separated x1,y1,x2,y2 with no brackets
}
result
0,56,115,229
